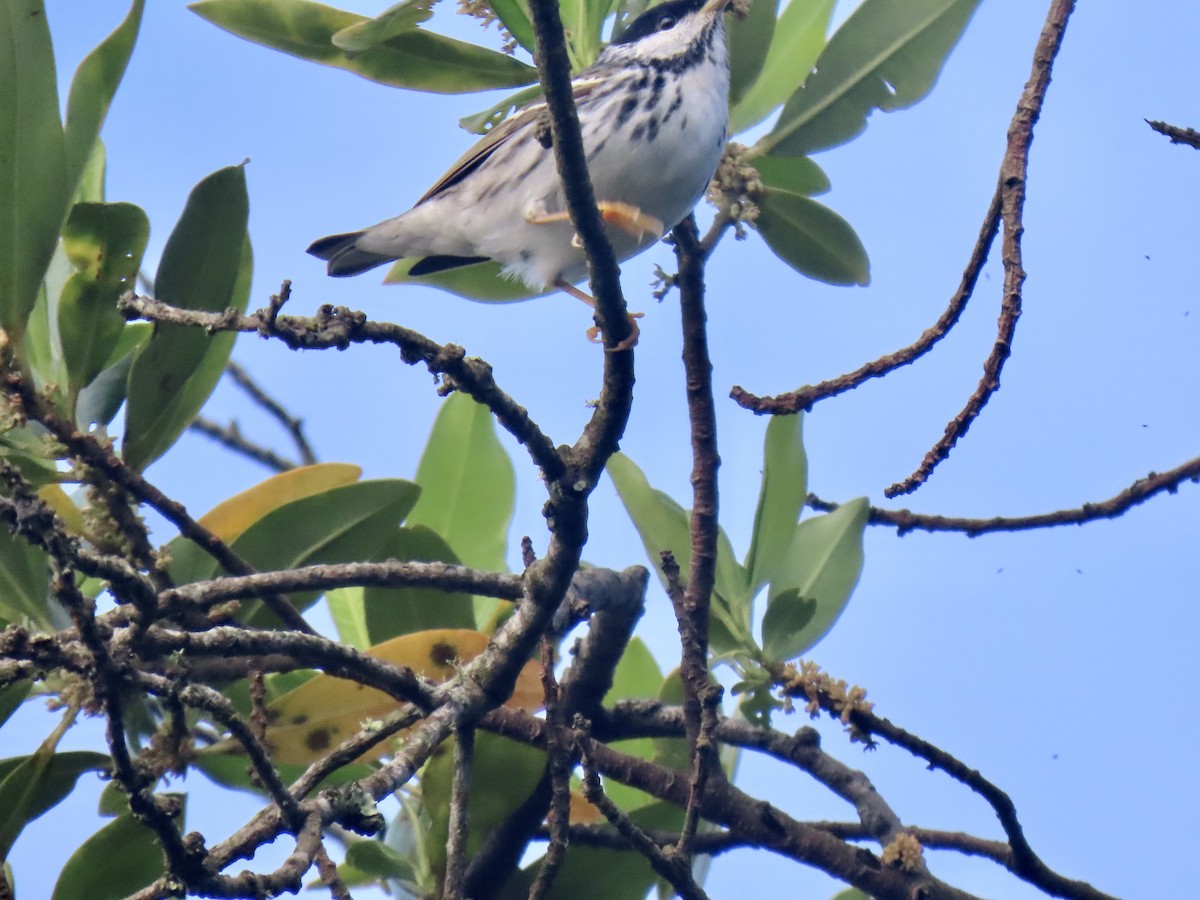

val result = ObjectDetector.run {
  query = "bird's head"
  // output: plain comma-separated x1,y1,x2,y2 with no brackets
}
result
598,0,733,69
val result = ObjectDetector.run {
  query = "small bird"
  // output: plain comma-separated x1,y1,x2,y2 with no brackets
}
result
308,0,732,341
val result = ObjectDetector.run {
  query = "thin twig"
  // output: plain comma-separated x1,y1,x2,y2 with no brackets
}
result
190,415,298,472
226,357,318,465
887,0,1079,496
730,187,1002,414
443,726,475,900
1146,118,1200,150
120,293,566,482
809,451,1200,535
670,215,721,780
579,739,711,900
528,636,570,900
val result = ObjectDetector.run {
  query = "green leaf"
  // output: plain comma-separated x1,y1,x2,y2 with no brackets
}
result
343,839,418,882
0,520,50,629
598,637,663,806
194,752,369,795
423,733,546,878
731,0,835,133
170,479,421,627
123,164,251,471
562,0,617,69
606,453,747,653
831,890,871,900
362,526,476,642
26,141,109,393
0,680,32,730
409,392,514,573
760,497,868,662
51,807,177,900
501,802,682,900
755,191,869,286
189,0,537,93
753,153,830,198
0,0,69,337
460,83,544,135
383,257,545,302
0,750,110,861
760,0,982,156
488,0,534,54
727,0,778,108
58,202,150,400
75,322,152,427
63,0,145,188
327,585,370,649
744,413,807,598
330,0,433,52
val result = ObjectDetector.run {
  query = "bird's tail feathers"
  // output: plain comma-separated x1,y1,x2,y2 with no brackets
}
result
307,231,397,277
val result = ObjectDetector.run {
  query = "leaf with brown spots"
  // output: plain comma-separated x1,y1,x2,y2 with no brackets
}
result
260,629,542,765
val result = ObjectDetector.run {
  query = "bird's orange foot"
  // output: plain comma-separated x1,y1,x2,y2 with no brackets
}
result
555,279,643,351
586,311,643,352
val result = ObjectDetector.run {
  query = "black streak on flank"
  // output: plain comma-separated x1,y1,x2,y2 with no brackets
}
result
616,95,640,127
645,117,659,142
662,86,684,125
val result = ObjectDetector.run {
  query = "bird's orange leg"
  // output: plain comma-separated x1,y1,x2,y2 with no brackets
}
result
553,278,643,352
525,201,665,242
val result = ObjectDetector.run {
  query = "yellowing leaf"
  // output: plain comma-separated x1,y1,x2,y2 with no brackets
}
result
263,629,542,764
568,789,605,825
197,463,362,542
36,485,85,535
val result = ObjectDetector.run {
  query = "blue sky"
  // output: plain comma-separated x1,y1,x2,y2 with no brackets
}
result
11,1,1200,897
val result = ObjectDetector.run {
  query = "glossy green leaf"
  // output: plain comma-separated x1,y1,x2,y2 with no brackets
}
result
460,82,543,135
75,322,152,427
26,141,108,392
744,413,807,598
331,0,433,52
754,153,829,198
727,0,778,108
58,202,150,399
170,479,421,626
731,0,832,133
500,802,683,900
362,526,476,642
51,806,176,900
565,0,617,68
599,637,663,808
63,0,144,187
0,425,60,490
190,0,537,93
0,0,69,337
423,732,546,878
761,497,868,662
760,0,982,156
343,839,418,882
755,191,869,286
0,521,50,629
488,0,534,53
194,752,369,795
606,453,747,652
384,257,545,303
831,890,871,900
0,750,110,860
0,680,32,730
327,586,370,649
123,163,250,470
409,392,514,573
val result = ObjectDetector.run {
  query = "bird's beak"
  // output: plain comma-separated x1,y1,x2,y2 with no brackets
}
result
701,0,732,17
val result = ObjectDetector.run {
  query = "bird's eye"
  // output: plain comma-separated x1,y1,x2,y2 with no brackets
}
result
656,14,676,30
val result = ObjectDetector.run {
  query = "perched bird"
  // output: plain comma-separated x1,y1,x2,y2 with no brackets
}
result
308,0,732,340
